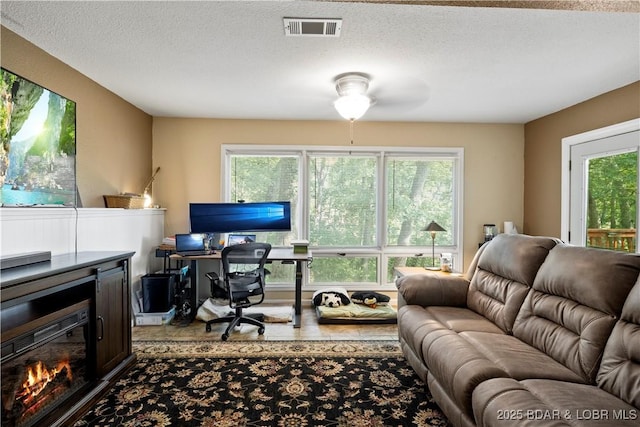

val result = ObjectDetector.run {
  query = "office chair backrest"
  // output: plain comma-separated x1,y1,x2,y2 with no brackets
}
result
221,242,272,280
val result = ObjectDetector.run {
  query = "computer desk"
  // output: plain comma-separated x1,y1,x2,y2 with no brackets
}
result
170,248,312,328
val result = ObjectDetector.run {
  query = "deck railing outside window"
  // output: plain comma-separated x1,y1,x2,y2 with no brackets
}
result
587,228,636,253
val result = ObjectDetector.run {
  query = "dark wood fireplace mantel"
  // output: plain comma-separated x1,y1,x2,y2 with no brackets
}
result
1,251,136,427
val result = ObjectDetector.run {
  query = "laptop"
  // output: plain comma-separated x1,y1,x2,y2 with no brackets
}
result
227,234,257,246
175,233,213,256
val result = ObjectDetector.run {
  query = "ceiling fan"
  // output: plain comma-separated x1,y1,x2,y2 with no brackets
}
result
329,72,429,144
333,73,375,120
331,72,430,122
276,70,430,127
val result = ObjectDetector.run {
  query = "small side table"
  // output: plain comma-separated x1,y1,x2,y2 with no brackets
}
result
394,266,463,278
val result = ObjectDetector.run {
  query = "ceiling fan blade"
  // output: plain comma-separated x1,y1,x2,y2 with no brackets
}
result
369,76,431,112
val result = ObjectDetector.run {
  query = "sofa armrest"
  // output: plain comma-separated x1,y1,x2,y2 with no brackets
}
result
396,272,470,308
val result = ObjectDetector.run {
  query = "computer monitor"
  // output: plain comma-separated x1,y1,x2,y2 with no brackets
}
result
189,201,291,234
174,233,213,255
227,234,257,246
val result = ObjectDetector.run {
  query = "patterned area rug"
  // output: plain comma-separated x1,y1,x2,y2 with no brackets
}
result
75,341,450,426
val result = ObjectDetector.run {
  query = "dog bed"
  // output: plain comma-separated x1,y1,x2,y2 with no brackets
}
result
315,303,397,324
312,287,397,324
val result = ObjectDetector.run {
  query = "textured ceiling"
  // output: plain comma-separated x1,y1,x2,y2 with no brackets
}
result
2,0,639,123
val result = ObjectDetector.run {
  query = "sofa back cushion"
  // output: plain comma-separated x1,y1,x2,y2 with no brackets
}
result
467,234,560,333
597,275,640,408
513,245,640,384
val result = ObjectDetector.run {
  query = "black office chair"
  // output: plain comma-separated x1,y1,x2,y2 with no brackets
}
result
205,242,271,340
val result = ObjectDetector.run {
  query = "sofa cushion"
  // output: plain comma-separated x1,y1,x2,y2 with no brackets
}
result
428,373,478,427
422,326,588,420
529,245,639,316
461,331,585,383
425,306,505,334
467,234,560,333
597,275,640,408
399,337,431,382
397,305,503,375
422,330,509,417
472,378,639,427
397,305,449,368
513,245,640,383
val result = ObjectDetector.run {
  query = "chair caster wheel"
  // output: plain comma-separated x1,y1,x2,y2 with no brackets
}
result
258,327,265,335
222,334,229,341
206,324,211,332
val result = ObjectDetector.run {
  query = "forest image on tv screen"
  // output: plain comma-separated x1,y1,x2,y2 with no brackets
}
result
0,68,77,206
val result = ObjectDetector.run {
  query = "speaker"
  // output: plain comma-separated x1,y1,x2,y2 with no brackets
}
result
141,273,175,312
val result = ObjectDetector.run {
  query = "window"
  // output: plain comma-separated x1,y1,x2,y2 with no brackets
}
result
586,151,637,252
224,146,463,289
562,119,639,253
309,154,377,247
386,157,455,247
228,154,299,247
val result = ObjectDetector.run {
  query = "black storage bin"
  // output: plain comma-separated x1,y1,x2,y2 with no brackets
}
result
141,273,175,312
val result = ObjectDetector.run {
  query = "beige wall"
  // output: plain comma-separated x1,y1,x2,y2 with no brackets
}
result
153,118,525,271
524,82,640,237
1,27,153,207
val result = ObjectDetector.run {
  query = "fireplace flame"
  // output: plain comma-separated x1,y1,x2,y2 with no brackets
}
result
16,359,73,405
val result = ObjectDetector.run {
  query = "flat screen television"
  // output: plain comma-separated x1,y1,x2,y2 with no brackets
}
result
0,68,77,206
189,201,292,233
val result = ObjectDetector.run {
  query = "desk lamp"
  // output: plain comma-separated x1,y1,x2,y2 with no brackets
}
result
143,167,161,208
422,220,446,270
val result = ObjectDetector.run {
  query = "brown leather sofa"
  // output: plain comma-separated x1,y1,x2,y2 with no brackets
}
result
397,234,640,427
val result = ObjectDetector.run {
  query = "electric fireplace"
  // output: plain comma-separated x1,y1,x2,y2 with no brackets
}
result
1,251,135,426
1,300,93,427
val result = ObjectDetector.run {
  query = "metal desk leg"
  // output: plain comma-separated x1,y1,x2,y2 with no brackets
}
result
293,260,303,328
188,259,198,321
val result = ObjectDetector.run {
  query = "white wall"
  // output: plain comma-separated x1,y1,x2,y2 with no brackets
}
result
0,208,165,286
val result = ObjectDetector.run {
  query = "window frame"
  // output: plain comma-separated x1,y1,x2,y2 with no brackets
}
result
561,118,640,251
222,145,464,290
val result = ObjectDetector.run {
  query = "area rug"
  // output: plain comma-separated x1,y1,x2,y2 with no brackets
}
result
74,341,450,426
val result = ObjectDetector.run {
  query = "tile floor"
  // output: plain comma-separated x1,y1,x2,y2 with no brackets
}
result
133,303,399,342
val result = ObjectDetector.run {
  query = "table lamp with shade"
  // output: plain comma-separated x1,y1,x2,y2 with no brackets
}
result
422,220,446,270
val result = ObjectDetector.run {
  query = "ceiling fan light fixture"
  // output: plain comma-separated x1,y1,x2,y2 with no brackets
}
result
333,73,372,120
334,93,372,120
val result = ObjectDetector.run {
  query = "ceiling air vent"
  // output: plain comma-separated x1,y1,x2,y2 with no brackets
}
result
284,18,342,37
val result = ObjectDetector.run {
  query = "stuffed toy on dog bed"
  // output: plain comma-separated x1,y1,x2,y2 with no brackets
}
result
313,288,396,324
312,287,351,307
350,291,390,309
